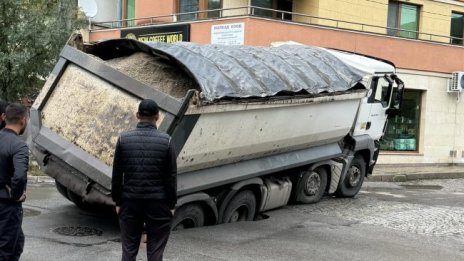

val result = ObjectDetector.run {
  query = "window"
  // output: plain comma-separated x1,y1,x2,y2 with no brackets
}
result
126,0,135,26
179,0,199,21
178,0,222,21
277,0,293,20
387,2,419,39
252,0,273,18
370,77,392,108
380,90,422,152
451,12,464,45
251,0,293,20
208,0,221,18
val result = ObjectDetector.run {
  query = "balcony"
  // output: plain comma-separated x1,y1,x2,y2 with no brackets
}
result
90,5,463,45
87,5,464,74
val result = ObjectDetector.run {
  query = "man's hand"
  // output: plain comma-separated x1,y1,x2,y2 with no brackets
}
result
5,186,26,202
170,209,175,215
115,206,121,215
17,191,26,202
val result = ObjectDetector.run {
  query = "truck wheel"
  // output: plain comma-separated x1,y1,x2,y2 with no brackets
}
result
295,167,327,204
221,190,257,223
336,156,366,197
55,180,70,200
67,189,94,210
171,204,205,231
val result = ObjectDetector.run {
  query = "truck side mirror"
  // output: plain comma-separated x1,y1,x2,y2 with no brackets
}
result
390,74,404,110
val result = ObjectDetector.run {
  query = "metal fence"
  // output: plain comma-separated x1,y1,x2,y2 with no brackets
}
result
91,5,463,46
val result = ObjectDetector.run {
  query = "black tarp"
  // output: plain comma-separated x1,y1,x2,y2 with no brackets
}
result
92,39,366,101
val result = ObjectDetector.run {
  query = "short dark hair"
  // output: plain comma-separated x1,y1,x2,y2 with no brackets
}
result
0,100,8,114
5,103,28,124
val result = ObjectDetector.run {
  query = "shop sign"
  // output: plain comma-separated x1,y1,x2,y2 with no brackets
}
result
211,23,245,45
121,24,190,43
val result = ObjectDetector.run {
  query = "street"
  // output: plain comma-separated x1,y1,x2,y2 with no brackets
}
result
20,179,464,261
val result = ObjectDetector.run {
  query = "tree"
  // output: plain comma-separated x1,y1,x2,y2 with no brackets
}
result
0,0,86,101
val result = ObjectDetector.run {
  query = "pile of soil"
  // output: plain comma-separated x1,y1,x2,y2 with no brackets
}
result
105,52,200,100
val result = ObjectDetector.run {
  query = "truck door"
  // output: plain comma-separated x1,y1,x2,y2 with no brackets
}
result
354,75,393,140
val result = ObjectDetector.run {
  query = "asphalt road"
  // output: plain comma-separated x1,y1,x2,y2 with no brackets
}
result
19,179,464,261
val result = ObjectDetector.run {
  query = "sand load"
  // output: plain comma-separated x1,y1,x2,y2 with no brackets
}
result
105,52,199,100
40,52,200,166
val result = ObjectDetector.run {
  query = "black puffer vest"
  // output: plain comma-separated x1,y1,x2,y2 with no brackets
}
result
118,122,171,200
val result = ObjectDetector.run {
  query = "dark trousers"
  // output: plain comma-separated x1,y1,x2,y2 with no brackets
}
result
119,199,173,261
0,201,24,261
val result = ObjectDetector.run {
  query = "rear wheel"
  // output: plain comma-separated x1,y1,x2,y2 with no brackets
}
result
172,204,205,231
221,190,257,223
294,167,327,204
55,180,70,200
336,155,366,197
66,189,95,210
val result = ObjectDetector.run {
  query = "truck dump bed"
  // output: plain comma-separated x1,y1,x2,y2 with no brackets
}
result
29,39,371,204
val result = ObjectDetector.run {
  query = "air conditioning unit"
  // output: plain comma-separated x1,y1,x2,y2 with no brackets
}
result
448,72,464,92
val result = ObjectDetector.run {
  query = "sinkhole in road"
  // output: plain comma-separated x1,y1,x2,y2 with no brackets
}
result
23,208,41,217
256,213,270,221
53,226,103,237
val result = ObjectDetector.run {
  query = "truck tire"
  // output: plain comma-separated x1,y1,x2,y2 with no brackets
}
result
55,180,70,200
171,204,205,231
294,167,327,204
336,156,365,198
221,190,257,223
66,189,94,210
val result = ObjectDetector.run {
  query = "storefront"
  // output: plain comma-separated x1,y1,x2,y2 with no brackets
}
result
381,90,422,152
121,24,190,43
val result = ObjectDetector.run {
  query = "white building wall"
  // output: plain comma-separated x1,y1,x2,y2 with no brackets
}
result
378,69,464,165
222,0,249,16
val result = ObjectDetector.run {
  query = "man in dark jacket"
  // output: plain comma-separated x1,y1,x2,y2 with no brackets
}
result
112,99,177,261
0,100,8,129
0,103,29,261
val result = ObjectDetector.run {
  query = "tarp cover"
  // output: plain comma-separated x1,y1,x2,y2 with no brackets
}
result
93,39,367,101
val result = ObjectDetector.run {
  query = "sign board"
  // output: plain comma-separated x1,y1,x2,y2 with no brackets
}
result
211,23,245,45
121,24,190,43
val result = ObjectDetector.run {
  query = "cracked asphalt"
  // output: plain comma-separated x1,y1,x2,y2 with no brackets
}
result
19,179,464,261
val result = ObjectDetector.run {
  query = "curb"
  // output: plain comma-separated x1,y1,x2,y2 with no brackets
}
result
367,172,464,182
27,175,55,184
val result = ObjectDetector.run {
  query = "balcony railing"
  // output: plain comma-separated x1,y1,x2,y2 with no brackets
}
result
90,5,464,46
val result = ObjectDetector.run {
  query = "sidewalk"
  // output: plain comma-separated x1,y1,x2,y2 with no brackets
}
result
27,175,55,184
368,164,464,182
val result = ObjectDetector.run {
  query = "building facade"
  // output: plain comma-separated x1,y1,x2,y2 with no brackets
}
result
86,0,464,165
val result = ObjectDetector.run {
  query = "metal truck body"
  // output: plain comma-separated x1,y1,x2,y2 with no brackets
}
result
29,38,404,228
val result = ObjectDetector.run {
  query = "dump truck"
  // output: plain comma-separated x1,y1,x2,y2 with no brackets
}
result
28,38,404,229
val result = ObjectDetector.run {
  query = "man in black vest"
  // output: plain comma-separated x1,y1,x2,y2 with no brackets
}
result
112,99,177,261
0,103,29,261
